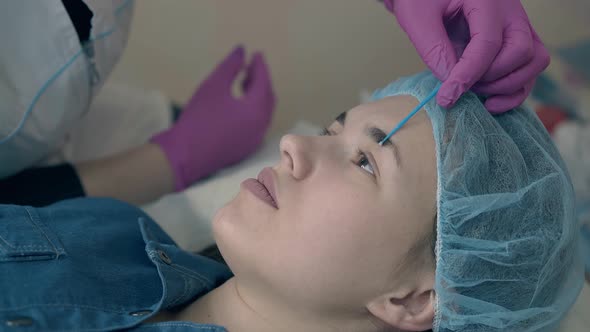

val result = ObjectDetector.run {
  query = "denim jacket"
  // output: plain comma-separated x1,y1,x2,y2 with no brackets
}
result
0,198,233,331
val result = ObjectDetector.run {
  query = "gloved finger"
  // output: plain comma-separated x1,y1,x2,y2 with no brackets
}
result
473,37,550,95
382,0,394,14
241,54,257,93
484,81,534,114
479,17,534,83
437,0,502,108
243,53,276,111
207,45,246,89
393,1,458,80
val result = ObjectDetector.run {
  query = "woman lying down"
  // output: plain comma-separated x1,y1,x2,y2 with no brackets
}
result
0,72,583,332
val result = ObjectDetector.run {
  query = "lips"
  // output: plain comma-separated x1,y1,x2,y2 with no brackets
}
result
241,167,279,209
257,167,278,207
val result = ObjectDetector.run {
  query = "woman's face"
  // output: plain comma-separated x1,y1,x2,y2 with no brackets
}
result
213,95,437,315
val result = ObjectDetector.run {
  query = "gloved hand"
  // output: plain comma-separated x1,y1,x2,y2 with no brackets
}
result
151,46,276,191
381,0,550,113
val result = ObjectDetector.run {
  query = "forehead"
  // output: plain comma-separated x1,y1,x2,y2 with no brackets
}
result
343,95,429,133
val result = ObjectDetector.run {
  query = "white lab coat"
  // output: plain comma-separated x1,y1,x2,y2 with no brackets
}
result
0,0,134,178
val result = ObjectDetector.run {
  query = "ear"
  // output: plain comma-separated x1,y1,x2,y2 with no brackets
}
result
367,289,435,331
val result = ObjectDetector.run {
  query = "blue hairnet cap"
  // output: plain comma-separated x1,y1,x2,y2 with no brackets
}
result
371,72,583,332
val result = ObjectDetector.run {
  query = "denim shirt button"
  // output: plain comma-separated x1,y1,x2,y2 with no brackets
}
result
5,317,34,327
158,250,172,265
129,310,152,317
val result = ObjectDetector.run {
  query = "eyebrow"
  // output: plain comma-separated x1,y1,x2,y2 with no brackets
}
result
365,126,401,166
333,111,401,166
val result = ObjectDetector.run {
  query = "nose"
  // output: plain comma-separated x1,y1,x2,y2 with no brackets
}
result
279,134,313,180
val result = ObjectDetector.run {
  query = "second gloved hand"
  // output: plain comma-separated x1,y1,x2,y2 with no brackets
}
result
151,46,276,191
382,0,550,113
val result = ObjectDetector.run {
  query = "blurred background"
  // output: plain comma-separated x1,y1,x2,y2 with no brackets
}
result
108,0,590,135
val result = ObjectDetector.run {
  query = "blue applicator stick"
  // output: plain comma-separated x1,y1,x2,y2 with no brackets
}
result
379,84,442,145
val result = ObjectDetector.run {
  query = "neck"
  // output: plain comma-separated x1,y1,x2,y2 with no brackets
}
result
176,277,274,332
174,277,377,332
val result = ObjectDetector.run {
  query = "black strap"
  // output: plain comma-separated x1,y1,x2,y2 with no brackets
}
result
62,0,94,44
0,164,85,207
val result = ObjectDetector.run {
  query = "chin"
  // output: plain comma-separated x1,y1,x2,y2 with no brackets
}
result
211,216,248,279
211,207,234,267
211,200,234,242
211,195,249,254
212,189,246,228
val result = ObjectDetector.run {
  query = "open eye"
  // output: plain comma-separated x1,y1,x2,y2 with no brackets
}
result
356,150,374,175
322,127,376,177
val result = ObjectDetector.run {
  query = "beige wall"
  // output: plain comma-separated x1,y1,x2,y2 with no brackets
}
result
110,0,590,135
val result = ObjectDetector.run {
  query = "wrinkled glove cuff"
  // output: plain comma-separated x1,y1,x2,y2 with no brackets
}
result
150,131,188,192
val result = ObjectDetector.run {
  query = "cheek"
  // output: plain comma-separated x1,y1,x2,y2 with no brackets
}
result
284,175,393,254
272,178,400,296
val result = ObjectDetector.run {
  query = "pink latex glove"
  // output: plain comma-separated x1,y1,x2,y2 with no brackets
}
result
382,0,550,113
151,46,276,191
